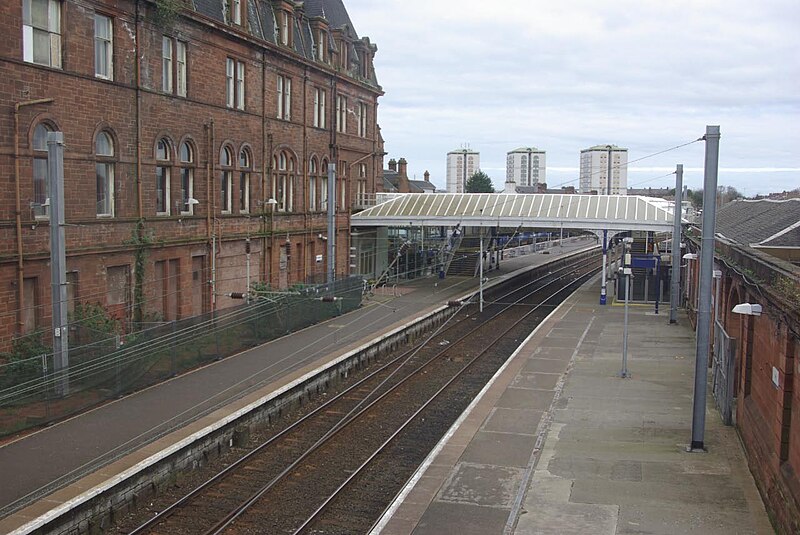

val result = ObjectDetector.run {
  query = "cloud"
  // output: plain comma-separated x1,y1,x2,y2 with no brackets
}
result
346,0,800,195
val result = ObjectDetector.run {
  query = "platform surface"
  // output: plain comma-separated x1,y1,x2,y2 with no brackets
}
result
375,276,774,535
0,239,591,533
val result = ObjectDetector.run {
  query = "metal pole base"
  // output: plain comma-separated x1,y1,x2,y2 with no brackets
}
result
669,319,678,324
618,371,631,379
686,442,708,453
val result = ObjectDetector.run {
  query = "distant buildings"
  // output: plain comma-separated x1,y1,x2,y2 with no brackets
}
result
579,145,628,195
383,158,436,194
446,148,480,193
506,147,546,188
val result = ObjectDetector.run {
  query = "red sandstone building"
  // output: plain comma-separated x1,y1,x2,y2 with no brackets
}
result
0,0,384,345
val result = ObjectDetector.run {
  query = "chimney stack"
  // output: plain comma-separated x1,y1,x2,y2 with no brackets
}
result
397,158,410,193
424,170,430,182
388,158,397,172
398,158,408,178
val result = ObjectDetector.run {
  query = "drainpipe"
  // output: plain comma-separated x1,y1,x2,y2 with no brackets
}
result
261,50,268,283
14,98,54,333
135,0,143,218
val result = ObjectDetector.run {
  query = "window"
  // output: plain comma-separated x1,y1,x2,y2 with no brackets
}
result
357,179,366,207
179,141,194,214
94,14,113,79
315,29,326,61
156,138,171,215
220,146,233,213
226,58,245,109
357,102,367,137
339,39,348,69
336,95,347,133
22,277,38,334
277,75,291,120
277,10,290,46
239,147,251,213
176,41,187,97
32,123,51,218
162,37,173,93
96,131,114,216
320,160,328,209
273,151,294,212
338,161,346,209
23,0,61,68
163,37,187,96
230,0,241,25
308,158,318,211
313,88,326,128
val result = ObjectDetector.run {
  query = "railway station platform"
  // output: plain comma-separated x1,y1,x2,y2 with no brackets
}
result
375,277,774,534
0,238,592,534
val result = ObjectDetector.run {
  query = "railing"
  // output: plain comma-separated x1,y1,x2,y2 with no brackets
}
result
712,319,738,425
0,277,364,438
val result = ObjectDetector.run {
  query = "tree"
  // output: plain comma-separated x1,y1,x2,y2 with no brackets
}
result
466,171,494,193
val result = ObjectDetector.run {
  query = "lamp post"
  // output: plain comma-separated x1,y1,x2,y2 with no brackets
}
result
669,164,683,323
620,237,634,378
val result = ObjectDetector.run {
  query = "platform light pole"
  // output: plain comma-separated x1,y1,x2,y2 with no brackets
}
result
690,125,721,452
620,237,633,378
600,229,608,305
670,164,683,323
48,132,69,396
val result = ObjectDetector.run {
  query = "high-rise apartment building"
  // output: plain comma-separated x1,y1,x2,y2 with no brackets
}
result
446,148,480,193
506,147,546,188
579,145,628,195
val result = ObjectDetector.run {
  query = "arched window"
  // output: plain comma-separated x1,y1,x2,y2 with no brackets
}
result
156,138,171,214
239,147,251,213
96,131,115,216
32,123,52,218
179,141,195,214
320,159,329,210
273,150,294,212
308,157,318,211
220,145,234,213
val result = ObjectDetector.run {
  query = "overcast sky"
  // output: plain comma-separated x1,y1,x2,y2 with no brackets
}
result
345,0,799,196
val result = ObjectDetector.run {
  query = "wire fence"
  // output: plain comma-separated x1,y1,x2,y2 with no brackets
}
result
0,277,364,438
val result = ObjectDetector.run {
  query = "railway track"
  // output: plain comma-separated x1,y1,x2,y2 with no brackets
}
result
123,254,600,535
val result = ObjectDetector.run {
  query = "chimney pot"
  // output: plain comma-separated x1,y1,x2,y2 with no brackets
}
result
388,159,397,172
424,170,430,182
398,158,408,178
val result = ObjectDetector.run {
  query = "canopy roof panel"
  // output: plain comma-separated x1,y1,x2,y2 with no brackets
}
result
352,193,675,232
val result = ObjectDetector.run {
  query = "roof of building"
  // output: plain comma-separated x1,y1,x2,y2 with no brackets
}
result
716,199,800,249
583,145,627,152
448,148,479,155
353,193,674,232
190,0,378,87
509,147,545,154
383,170,436,193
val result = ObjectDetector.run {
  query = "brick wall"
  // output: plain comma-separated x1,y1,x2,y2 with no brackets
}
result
0,0,382,349
687,235,800,532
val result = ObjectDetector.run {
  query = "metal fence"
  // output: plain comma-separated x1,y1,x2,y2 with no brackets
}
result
0,277,364,438
712,319,738,425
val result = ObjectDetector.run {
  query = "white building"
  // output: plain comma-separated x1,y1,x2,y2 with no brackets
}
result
446,148,480,193
506,147,546,188
579,145,628,195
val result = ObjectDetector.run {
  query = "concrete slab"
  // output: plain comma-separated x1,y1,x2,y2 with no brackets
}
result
482,408,544,435
496,388,558,411
514,501,619,535
511,372,561,390
521,359,570,374
414,502,510,535
460,431,537,469
438,462,525,508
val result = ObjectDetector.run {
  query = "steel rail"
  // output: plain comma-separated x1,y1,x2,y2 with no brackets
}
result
294,266,598,534
211,262,598,534
129,253,599,535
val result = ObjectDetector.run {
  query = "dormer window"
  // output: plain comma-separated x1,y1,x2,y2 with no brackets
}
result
316,29,326,61
230,0,242,25
277,10,291,47
339,40,348,69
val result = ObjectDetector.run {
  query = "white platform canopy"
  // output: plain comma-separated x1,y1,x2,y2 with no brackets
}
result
352,193,675,233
